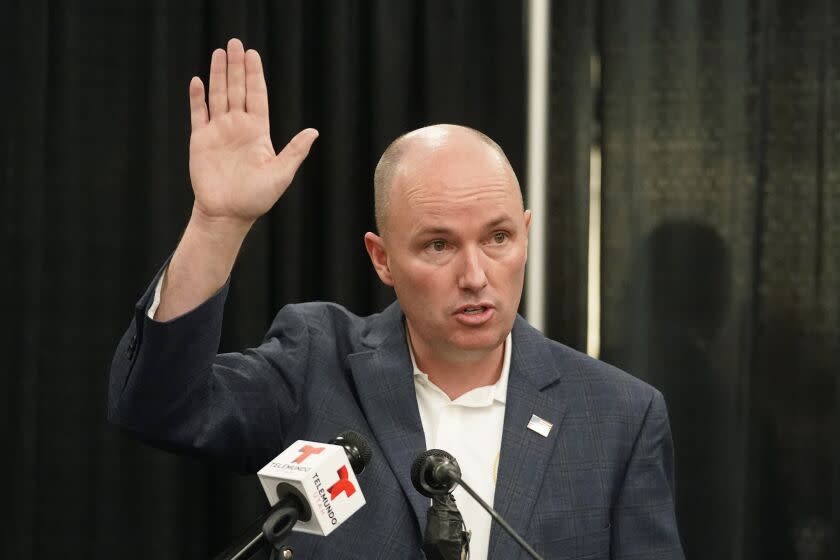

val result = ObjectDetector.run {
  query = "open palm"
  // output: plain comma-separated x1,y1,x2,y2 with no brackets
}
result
188,39,317,225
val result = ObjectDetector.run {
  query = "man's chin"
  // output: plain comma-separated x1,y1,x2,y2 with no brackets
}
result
446,332,506,356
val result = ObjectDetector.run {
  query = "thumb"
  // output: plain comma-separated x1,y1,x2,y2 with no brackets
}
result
271,128,319,188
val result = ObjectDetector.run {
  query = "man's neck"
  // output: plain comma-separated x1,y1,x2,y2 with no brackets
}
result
407,324,506,401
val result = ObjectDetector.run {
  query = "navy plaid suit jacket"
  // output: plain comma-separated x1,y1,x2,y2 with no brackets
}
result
109,270,684,559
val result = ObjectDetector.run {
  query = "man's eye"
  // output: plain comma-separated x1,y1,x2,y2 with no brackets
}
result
430,240,446,251
492,232,508,244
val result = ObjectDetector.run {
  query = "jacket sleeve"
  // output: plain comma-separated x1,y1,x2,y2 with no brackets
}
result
610,390,685,559
107,264,311,473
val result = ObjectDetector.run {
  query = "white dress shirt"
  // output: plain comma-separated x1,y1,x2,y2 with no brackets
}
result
410,333,511,560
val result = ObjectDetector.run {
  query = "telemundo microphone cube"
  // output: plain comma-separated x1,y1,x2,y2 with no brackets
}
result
258,440,366,536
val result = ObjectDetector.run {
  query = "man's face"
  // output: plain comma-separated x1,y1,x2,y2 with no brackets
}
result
365,132,531,362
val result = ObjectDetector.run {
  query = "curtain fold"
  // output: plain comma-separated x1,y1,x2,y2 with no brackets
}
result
544,1,594,350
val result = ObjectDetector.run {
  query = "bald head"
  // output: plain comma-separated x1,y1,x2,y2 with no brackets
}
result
373,124,521,234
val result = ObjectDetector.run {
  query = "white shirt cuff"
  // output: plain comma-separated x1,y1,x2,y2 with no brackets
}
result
146,268,167,319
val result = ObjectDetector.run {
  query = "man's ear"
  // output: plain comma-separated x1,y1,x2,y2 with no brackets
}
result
364,232,395,286
523,210,533,262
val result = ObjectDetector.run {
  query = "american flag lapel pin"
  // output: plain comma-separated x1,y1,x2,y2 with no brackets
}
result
527,414,553,437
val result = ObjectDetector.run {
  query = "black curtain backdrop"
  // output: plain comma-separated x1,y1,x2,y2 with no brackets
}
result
2,2,525,558
598,0,839,559
4,1,840,559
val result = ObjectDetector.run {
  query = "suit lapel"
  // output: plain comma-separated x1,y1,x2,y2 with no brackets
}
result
488,317,568,558
347,303,429,534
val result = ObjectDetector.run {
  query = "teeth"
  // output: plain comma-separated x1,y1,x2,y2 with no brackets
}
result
463,307,484,315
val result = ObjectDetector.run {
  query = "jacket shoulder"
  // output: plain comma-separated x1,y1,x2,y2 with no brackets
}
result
544,338,663,410
266,301,394,350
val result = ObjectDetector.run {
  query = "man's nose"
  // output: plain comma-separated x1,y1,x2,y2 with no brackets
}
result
457,247,488,291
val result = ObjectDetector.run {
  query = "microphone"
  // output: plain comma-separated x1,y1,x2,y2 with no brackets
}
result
411,449,461,496
213,431,372,560
411,450,470,560
411,449,546,560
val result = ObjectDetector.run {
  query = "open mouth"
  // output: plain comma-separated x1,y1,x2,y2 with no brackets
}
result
462,307,486,315
454,304,494,325
455,303,494,315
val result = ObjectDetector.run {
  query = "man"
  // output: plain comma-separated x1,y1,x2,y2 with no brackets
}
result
109,39,683,559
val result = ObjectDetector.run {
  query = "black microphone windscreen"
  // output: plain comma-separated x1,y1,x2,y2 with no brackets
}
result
411,449,459,497
331,430,373,474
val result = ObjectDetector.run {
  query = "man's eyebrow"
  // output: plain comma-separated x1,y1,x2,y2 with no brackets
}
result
414,225,455,237
413,216,516,237
485,215,515,229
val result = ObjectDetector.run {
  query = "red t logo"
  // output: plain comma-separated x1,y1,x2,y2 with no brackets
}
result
328,465,356,500
293,445,325,464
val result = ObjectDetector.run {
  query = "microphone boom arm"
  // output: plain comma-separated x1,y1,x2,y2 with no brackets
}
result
448,473,545,560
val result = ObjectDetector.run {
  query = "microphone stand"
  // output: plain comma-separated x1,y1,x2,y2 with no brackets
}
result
262,506,297,560
212,484,306,560
422,494,470,560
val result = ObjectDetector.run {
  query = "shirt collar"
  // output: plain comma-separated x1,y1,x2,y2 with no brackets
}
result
409,332,512,406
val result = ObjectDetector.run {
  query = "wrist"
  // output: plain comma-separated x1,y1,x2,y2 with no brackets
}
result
188,204,255,242
156,207,248,322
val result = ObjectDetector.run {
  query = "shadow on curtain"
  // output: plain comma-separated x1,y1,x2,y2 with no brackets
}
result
597,1,839,558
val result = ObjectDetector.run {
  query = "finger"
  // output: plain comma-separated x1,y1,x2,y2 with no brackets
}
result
189,77,209,130
271,129,320,186
227,38,246,111
208,48,228,118
245,49,269,118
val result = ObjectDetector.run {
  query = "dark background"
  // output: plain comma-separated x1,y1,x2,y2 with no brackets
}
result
2,1,838,559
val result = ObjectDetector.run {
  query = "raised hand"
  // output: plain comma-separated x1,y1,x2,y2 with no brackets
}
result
154,39,317,321
188,38,318,227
